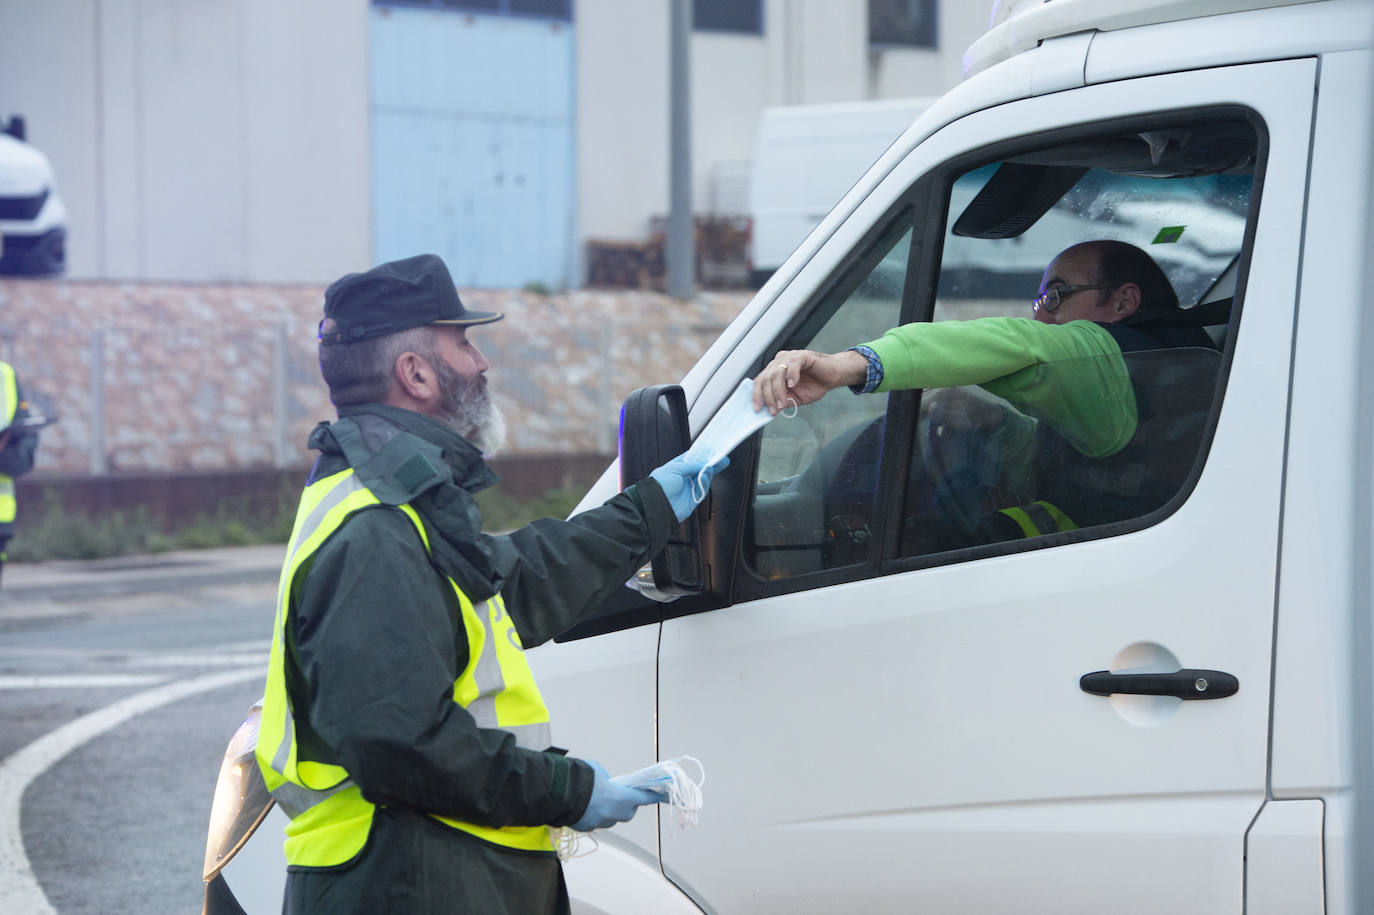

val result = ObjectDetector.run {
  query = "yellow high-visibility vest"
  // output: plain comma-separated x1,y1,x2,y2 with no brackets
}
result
0,362,18,525
257,468,556,868
996,500,1078,538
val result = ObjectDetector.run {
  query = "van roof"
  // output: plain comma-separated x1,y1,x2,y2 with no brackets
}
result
963,0,1327,79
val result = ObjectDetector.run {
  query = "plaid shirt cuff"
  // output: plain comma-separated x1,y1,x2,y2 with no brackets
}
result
846,345,884,394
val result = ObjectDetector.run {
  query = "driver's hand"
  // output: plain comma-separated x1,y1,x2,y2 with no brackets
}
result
754,349,868,415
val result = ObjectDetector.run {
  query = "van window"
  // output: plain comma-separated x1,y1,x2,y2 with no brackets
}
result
748,217,909,579
742,117,1256,584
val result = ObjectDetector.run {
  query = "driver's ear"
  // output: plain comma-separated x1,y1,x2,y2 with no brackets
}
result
1112,282,1142,319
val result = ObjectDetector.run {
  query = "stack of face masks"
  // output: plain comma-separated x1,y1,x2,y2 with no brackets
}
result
612,755,705,831
554,756,707,860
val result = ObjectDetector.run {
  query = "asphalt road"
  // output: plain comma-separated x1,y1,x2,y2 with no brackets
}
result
0,549,281,915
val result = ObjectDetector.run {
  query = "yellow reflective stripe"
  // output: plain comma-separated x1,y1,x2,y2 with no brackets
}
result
275,482,378,789
259,471,372,793
282,785,375,868
489,595,551,738
996,501,1079,539
452,584,484,709
0,476,14,524
433,815,555,852
998,506,1040,539
1038,500,1078,532
0,363,16,427
398,502,429,548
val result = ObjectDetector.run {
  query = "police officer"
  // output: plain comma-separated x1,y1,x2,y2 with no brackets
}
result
257,254,723,914
0,360,39,585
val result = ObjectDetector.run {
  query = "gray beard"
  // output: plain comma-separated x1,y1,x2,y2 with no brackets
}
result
431,360,507,456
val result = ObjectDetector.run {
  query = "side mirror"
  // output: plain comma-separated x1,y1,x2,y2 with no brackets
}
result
619,384,703,600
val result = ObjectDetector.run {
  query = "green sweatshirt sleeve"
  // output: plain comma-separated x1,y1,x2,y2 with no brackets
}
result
863,316,1137,458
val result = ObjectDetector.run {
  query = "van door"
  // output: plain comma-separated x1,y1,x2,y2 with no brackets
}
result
657,59,1315,913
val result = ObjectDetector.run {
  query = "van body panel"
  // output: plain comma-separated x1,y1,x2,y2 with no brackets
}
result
653,57,1315,913
1244,799,1325,914
527,625,662,854
1270,46,1374,800
967,0,1328,79
1083,0,1374,86
561,836,703,915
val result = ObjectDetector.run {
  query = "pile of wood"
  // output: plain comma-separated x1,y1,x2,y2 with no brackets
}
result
586,215,753,291
585,238,667,290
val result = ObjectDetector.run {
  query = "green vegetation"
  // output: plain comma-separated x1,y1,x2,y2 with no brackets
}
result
473,486,584,533
8,485,586,562
7,489,298,562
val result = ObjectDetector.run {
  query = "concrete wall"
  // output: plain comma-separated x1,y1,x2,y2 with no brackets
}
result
0,277,749,475
0,0,372,283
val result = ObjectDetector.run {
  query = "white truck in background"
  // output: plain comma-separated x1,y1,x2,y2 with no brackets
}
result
747,96,934,286
0,114,67,276
204,0,1374,911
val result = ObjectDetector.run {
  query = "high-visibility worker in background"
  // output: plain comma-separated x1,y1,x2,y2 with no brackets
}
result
0,360,39,586
256,254,725,914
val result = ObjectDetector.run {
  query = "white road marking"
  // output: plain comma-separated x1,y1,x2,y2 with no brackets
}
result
127,653,269,668
0,665,266,915
0,674,171,689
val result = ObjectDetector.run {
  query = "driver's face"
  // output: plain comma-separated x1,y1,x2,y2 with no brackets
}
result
1035,247,1114,325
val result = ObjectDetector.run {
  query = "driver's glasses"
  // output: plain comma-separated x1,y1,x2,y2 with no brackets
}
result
1032,283,1118,315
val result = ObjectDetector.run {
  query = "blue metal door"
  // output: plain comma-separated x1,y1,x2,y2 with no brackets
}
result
370,6,575,288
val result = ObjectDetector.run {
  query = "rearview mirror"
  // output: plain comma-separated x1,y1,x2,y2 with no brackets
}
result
619,384,703,600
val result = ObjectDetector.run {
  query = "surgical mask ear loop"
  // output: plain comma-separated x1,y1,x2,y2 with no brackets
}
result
781,397,799,419
691,470,710,506
658,755,706,832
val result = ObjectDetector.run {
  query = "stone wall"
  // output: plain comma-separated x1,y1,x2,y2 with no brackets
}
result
0,278,752,477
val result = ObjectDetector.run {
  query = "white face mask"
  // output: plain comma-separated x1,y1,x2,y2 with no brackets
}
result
683,378,795,503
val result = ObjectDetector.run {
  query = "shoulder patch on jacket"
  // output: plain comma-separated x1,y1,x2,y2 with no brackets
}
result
395,453,442,495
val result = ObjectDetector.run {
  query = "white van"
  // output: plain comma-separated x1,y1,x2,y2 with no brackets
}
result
748,97,935,287
543,0,1374,912
205,0,1374,911
0,115,66,276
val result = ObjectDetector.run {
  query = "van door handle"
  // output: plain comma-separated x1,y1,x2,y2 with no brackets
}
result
1079,668,1238,700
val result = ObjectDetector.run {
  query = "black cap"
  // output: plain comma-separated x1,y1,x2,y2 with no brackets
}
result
318,254,503,346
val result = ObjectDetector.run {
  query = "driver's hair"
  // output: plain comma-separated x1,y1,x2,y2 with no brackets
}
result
1089,240,1180,313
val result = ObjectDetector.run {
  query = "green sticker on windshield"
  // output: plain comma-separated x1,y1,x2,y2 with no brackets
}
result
1152,225,1186,244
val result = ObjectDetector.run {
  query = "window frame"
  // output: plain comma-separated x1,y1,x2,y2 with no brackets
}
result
729,105,1269,602
868,0,938,50
692,0,763,36
557,103,1273,642
372,0,574,23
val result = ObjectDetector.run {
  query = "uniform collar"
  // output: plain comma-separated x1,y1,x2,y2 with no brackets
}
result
310,404,499,503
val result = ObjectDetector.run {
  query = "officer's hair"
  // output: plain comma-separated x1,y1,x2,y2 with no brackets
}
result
318,324,440,407
1090,240,1181,312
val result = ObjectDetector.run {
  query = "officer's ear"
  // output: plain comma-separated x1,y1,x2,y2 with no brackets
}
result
393,350,440,405
1111,282,1142,319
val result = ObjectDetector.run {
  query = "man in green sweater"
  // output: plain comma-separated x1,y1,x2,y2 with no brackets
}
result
752,240,1216,538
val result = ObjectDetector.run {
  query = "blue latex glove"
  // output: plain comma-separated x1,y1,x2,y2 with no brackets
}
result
572,760,660,832
648,454,730,522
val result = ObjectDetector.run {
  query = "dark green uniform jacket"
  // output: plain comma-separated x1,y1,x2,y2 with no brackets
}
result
282,404,677,914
